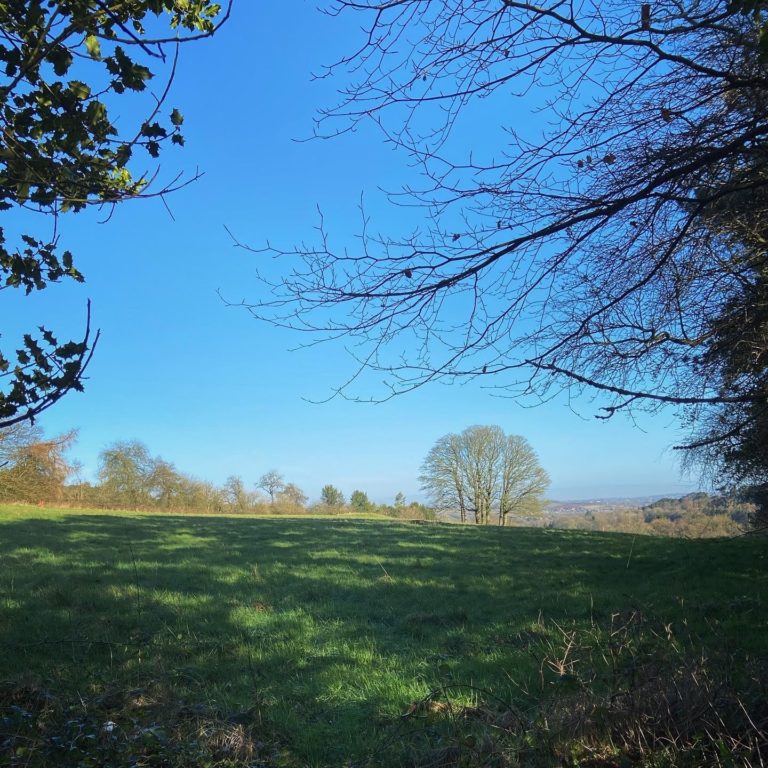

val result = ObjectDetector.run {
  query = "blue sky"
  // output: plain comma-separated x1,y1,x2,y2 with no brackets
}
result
9,1,699,503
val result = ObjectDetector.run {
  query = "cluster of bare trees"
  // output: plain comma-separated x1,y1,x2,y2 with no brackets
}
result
0,431,252,512
420,426,548,525
0,431,437,519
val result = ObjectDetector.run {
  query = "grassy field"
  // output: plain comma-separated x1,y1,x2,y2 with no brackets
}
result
0,505,765,766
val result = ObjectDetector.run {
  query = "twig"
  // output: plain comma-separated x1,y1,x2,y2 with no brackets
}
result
626,535,637,569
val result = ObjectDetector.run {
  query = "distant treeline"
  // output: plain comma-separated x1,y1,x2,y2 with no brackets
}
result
0,425,435,520
0,424,752,535
541,493,755,538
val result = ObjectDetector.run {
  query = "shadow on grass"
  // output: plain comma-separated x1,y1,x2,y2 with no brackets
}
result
0,512,764,765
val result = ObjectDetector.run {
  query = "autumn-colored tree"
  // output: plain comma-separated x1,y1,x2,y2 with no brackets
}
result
0,428,77,502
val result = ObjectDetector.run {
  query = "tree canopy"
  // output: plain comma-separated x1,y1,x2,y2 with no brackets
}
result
320,484,345,508
350,489,372,512
240,1,768,514
0,0,228,428
258,469,286,503
420,425,548,525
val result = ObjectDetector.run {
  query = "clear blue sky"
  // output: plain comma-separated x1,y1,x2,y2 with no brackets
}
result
10,1,699,503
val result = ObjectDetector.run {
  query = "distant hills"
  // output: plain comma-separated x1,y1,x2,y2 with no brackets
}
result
545,494,686,515
439,492,751,537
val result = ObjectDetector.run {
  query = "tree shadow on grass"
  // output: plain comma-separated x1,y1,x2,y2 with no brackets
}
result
0,513,764,765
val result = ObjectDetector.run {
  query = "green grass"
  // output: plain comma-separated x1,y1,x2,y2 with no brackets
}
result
0,504,765,766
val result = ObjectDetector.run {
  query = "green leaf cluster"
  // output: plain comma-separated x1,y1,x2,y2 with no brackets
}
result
0,0,224,427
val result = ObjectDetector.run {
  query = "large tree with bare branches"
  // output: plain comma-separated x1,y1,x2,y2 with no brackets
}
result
0,1,228,428
239,1,768,510
420,426,548,524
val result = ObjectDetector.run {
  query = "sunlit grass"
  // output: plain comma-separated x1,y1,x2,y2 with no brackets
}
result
0,505,765,765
